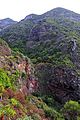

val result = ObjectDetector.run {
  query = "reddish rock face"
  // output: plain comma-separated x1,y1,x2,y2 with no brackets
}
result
18,60,38,94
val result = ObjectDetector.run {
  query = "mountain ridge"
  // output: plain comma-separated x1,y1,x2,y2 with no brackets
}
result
1,7,80,25
1,7,80,42
23,7,80,22
0,18,17,31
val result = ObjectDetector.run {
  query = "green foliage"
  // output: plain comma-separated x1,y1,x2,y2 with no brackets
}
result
11,40,27,55
0,38,8,46
0,84,4,97
32,113,41,120
63,100,80,111
4,105,16,117
0,68,11,88
33,96,64,120
40,95,61,110
63,56,75,68
43,104,64,120
0,84,4,93
9,69,20,86
17,116,32,120
61,100,80,120
10,98,20,107
21,72,27,79
43,96,53,106
0,104,16,118
0,59,20,90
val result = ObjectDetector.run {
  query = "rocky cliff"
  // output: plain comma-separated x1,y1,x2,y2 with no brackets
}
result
0,38,52,120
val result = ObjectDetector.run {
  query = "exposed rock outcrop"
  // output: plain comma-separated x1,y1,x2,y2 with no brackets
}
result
18,59,38,94
36,63,80,104
0,38,38,96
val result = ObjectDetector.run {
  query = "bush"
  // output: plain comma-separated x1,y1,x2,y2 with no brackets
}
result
61,100,80,120
32,113,41,120
0,69,11,88
43,104,64,120
0,104,16,118
10,98,20,107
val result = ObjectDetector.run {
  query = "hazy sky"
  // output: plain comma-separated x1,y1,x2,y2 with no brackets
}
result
0,0,80,21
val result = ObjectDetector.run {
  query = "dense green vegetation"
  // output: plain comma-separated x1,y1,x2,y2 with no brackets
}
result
4,17,79,70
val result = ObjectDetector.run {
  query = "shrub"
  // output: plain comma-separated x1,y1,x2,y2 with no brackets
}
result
32,113,41,120
10,98,20,107
0,69,11,88
17,115,32,120
61,100,80,120
0,104,16,119
43,104,64,120
0,84,4,94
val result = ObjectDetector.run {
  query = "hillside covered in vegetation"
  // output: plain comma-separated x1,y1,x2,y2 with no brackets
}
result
0,38,69,120
0,7,80,120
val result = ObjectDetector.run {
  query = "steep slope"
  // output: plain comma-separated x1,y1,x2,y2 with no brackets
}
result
0,38,65,120
1,7,80,104
41,7,80,22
